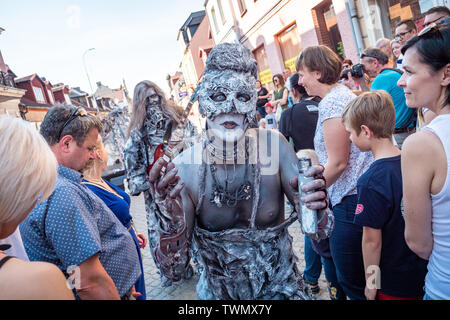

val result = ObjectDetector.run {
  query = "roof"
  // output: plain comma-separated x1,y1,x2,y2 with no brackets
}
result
69,87,89,98
178,11,206,44
15,74,36,83
20,96,52,109
180,11,205,32
52,84,68,92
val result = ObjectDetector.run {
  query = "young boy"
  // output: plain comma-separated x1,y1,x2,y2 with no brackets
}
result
341,91,428,300
264,102,277,130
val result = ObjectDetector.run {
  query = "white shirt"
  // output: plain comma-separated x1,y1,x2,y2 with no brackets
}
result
424,114,450,299
0,228,29,261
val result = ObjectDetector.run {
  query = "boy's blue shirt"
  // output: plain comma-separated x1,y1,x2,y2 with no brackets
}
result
354,155,427,298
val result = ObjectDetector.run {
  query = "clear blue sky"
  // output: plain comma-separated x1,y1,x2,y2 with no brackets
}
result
0,0,205,97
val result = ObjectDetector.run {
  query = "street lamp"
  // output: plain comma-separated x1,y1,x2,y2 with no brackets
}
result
83,48,95,93
82,48,97,111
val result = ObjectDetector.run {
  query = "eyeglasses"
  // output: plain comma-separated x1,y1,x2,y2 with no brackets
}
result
58,107,88,141
394,29,412,40
423,16,446,28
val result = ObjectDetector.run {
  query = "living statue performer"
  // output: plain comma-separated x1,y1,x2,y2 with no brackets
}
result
148,43,334,300
102,102,130,168
123,80,196,286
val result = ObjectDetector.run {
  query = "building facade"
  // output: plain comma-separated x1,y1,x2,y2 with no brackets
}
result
205,0,358,88
203,0,449,89
0,28,26,118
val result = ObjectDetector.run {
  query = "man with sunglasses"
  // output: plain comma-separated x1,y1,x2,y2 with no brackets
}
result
394,20,418,71
423,6,450,29
20,104,141,300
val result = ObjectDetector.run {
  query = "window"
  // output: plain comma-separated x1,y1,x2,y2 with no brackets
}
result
237,0,247,16
253,45,272,85
277,23,302,72
64,94,71,105
32,86,45,103
47,89,54,104
217,0,226,25
211,7,220,34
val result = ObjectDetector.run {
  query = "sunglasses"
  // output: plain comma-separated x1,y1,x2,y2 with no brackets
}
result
58,107,88,141
423,16,446,28
394,29,412,40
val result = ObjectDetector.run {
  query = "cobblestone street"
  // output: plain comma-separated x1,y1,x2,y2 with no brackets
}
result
129,192,329,300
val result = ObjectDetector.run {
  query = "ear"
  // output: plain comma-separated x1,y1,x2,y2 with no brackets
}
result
360,125,372,138
313,71,322,80
58,135,74,153
441,63,450,87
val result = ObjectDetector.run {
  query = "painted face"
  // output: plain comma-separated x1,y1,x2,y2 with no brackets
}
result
297,68,321,97
71,128,98,171
198,69,257,121
206,113,246,144
146,88,161,109
397,47,446,110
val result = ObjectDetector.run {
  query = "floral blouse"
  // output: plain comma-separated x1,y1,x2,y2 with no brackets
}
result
314,85,374,207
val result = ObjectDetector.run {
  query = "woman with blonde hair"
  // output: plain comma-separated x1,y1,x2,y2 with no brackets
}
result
0,115,74,300
296,45,373,300
82,134,147,299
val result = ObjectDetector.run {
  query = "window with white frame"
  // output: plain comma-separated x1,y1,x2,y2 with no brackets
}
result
64,94,71,105
211,7,220,34
47,89,54,104
217,0,226,25
33,86,46,103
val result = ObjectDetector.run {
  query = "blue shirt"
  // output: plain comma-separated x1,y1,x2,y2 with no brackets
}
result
353,156,427,298
20,164,141,297
371,69,415,129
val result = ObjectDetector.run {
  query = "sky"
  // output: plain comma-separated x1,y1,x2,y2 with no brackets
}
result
0,0,205,98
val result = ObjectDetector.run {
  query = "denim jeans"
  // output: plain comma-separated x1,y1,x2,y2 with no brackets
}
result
304,234,322,282
329,194,366,300
304,235,346,300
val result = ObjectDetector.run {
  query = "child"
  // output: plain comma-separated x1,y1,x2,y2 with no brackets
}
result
341,91,428,300
264,102,277,130
259,118,266,129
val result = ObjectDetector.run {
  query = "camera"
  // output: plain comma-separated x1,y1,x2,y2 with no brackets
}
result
341,63,365,79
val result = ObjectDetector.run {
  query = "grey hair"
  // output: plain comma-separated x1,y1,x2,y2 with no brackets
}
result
40,103,102,146
202,43,258,79
375,38,391,49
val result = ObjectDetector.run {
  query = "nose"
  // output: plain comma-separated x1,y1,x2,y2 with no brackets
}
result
397,73,406,88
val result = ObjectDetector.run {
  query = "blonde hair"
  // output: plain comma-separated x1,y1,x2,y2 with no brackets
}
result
81,135,104,177
0,116,57,227
341,90,396,139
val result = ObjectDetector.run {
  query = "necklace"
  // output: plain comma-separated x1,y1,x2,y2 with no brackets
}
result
208,145,253,207
83,178,122,199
